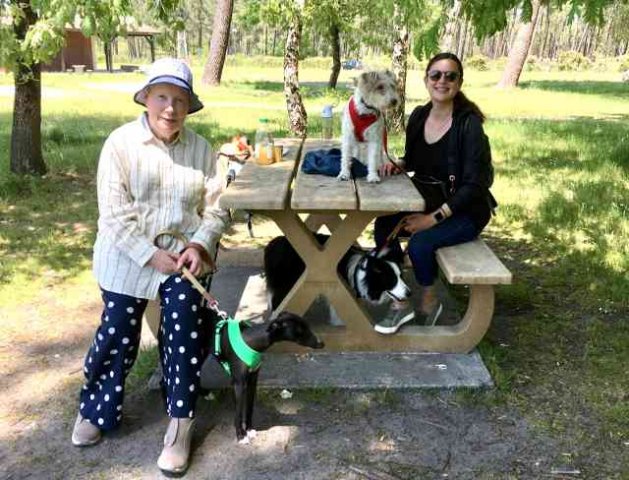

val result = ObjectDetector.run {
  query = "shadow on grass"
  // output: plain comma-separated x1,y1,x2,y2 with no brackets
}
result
519,79,629,98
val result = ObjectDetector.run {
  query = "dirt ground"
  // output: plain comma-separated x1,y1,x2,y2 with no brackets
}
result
0,318,561,480
0,222,623,479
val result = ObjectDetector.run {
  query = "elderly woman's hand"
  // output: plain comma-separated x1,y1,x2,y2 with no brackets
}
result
177,244,216,276
148,250,180,274
176,248,203,276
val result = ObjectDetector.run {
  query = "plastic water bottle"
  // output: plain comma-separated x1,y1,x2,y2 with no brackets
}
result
321,105,333,139
254,118,274,164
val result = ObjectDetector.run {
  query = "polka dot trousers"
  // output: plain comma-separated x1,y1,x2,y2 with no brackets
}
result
79,274,213,431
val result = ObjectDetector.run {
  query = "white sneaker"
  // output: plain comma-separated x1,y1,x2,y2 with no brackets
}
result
374,303,416,334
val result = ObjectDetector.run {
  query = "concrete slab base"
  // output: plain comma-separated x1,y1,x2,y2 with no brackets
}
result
239,350,492,389
196,266,493,390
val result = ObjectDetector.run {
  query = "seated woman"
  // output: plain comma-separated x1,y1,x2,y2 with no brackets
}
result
374,52,495,334
70,58,230,475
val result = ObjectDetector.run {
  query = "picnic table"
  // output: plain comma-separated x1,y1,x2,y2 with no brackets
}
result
219,138,512,353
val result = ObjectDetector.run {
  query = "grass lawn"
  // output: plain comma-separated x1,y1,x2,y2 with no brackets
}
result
0,59,627,476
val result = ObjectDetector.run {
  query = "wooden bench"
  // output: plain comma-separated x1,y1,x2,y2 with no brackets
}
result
431,238,513,352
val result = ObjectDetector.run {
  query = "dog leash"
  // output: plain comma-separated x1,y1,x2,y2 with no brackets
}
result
153,230,228,320
154,230,263,375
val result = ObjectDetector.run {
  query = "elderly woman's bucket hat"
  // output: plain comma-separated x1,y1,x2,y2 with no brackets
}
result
133,58,204,114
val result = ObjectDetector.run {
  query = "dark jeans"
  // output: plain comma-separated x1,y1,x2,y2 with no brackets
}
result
374,212,482,286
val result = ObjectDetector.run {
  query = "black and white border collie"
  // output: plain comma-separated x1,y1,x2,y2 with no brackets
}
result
263,234,410,311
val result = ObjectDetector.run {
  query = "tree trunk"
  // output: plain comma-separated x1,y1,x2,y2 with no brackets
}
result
202,0,234,86
197,0,204,51
456,19,468,58
104,41,113,72
272,29,278,55
390,4,408,132
497,0,541,88
284,9,307,137
264,25,268,55
10,0,46,175
11,63,45,175
541,4,551,58
328,22,341,89
177,30,189,59
441,0,462,53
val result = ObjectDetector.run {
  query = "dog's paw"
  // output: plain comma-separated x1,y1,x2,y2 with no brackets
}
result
367,173,381,183
238,436,251,445
246,429,258,440
337,170,351,181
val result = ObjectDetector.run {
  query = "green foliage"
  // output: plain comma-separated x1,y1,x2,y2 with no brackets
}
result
0,0,183,74
619,55,629,72
463,0,619,41
76,1,131,43
466,54,490,71
411,0,444,61
557,50,591,71
0,3,68,74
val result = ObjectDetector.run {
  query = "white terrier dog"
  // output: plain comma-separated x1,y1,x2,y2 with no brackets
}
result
338,70,400,183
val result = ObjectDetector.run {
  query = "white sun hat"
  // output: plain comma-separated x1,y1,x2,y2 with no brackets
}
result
133,58,203,114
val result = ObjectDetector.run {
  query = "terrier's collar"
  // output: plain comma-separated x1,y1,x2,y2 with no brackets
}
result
348,96,388,154
349,96,379,142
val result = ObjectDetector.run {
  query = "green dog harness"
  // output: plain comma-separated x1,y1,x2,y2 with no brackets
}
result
214,318,262,375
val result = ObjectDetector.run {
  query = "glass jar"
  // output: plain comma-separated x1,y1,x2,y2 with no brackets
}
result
254,118,274,164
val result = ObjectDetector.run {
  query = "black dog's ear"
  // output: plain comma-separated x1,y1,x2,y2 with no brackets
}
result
267,318,281,333
267,311,292,333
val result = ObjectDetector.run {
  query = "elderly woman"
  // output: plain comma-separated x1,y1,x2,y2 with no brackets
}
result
71,58,230,475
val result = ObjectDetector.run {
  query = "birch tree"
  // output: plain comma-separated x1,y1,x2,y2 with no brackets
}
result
284,0,307,136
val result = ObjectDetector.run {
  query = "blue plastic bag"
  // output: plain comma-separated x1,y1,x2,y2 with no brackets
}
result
301,148,368,178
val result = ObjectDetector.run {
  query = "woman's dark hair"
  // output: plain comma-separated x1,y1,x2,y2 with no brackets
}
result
425,52,486,122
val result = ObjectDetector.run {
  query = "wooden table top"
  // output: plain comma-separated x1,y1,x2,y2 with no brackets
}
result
218,138,425,213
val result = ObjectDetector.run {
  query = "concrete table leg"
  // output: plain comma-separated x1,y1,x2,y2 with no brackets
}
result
266,209,376,336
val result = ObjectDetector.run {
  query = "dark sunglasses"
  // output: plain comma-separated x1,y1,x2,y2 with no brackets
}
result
427,70,460,82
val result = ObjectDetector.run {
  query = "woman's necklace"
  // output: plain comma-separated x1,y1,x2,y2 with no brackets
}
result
425,113,452,144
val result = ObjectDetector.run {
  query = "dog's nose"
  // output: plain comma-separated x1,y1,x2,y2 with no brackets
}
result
390,98,399,107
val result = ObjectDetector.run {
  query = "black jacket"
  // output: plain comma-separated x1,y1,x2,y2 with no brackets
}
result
404,103,494,228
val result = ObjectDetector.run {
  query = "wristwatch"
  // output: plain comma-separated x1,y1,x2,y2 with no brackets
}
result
433,210,445,223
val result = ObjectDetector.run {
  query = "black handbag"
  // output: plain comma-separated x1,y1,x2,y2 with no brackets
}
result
411,175,450,212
